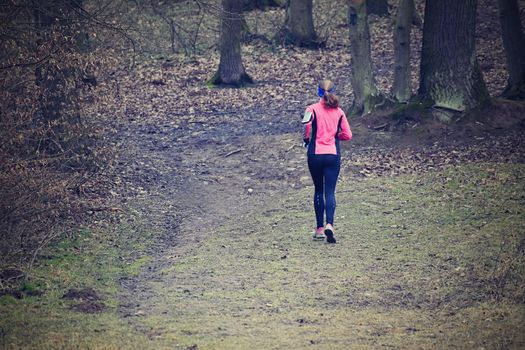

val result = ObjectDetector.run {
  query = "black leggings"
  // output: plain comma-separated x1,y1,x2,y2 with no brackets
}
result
307,154,341,228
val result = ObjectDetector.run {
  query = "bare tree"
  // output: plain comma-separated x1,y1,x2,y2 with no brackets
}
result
348,0,385,114
278,0,322,48
418,0,489,111
209,0,253,86
497,0,525,100
392,0,414,102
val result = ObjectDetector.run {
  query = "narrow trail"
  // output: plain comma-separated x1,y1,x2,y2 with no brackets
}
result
115,108,310,339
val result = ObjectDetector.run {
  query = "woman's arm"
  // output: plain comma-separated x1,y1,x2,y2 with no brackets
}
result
338,114,352,141
304,121,312,142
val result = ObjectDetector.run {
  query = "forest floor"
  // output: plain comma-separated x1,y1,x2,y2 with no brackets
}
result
1,91,524,349
2,0,525,348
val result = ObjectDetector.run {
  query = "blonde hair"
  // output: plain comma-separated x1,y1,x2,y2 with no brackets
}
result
320,79,339,108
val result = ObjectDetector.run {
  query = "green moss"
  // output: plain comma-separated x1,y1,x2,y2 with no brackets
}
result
0,295,18,305
0,222,163,349
206,70,220,87
364,93,387,113
19,282,38,294
391,101,427,118
126,256,152,276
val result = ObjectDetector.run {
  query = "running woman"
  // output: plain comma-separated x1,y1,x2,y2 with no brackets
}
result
303,80,352,243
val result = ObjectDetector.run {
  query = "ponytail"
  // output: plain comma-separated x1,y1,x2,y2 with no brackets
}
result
323,91,339,108
319,79,339,108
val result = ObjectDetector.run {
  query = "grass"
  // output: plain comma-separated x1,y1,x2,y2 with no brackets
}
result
1,162,524,349
135,162,525,349
0,217,164,349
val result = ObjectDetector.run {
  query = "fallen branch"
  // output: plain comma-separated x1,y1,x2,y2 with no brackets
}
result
223,149,242,157
286,144,298,152
88,207,122,212
372,122,388,130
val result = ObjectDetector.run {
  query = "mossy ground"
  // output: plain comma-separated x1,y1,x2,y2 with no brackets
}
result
2,162,522,349
0,220,159,349
133,162,524,349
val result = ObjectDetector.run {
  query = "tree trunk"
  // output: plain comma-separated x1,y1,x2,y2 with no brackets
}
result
411,0,423,28
348,0,383,114
210,0,253,87
418,0,489,111
367,0,389,16
278,0,322,48
498,0,525,100
392,0,414,102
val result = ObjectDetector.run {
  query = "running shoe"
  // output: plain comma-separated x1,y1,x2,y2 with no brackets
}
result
325,224,336,243
312,227,325,241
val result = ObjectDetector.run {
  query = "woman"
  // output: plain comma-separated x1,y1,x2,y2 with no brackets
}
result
303,80,352,243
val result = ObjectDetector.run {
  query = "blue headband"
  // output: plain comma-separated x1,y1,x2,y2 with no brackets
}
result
318,85,335,97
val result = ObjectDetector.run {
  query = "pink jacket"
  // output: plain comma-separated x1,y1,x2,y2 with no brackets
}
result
304,100,352,155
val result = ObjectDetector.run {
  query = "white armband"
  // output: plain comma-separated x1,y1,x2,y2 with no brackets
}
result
302,111,313,124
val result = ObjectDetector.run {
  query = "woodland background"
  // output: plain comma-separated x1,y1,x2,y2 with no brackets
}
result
0,0,524,348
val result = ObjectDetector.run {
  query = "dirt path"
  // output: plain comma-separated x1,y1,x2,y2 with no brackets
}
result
108,100,525,349
115,106,312,334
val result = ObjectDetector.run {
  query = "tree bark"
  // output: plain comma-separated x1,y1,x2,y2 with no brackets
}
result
210,0,252,87
497,0,525,100
242,0,285,12
367,0,389,17
418,0,489,111
278,0,321,48
348,0,383,114
392,0,414,102
411,0,422,28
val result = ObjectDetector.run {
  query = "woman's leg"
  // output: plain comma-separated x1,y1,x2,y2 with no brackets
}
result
323,155,341,226
307,155,325,228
